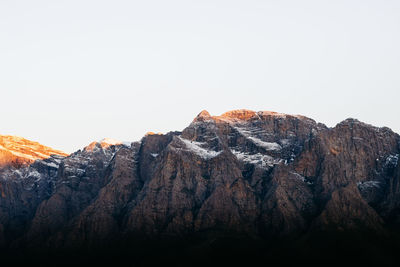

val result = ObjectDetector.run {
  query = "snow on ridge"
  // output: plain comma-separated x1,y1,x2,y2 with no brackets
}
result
122,141,132,147
231,149,280,168
38,160,59,169
177,137,222,160
98,138,132,148
234,127,282,151
99,138,122,145
247,136,282,151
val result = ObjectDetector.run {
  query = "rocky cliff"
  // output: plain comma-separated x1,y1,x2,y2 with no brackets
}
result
1,110,399,265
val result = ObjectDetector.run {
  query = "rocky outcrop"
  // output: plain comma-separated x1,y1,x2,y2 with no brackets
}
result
0,135,67,168
1,110,400,265
26,141,126,246
0,135,67,247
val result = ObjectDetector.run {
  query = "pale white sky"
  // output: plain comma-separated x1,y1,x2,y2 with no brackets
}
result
1,0,399,153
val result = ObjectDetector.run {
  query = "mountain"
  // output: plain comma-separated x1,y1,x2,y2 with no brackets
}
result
0,135,68,168
1,110,400,266
0,135,68,249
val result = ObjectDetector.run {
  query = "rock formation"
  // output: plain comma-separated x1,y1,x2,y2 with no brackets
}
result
1,110,399,265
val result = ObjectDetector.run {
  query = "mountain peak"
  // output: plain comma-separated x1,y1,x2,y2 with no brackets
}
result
192,109,307,123
99,138,122,146
192,109,289,123
219,109,257,120
193,110,212,122
0,135,68,168
84,138,126,152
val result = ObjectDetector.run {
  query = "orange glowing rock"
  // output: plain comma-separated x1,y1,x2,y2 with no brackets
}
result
145,132,163,136
219,109,257,121
191,109,303,124
0,135,68,168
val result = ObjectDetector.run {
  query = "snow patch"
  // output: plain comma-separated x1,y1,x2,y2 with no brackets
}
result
27,169,42,179
14,169,23,177
177,137,222,160
247,136,282,151
231,149,280,168
99,138,122,145
122,141,132,147
234,127,282,151
42,161,58,168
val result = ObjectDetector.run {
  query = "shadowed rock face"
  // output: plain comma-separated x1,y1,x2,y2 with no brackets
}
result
0,136,68,247
1,110,400,264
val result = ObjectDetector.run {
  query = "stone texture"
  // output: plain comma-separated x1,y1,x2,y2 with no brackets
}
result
1,110,400,264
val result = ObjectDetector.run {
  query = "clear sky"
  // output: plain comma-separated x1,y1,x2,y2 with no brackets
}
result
1,0,399,153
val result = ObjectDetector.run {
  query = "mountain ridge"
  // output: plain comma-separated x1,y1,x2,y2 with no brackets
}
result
1,109,400,265
0,135,68,169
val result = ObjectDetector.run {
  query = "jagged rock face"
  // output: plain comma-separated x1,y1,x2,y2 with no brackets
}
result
0,136,67,246
26,141,127,246
67,144,142,245
1,109,400,264
294,119,399,232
